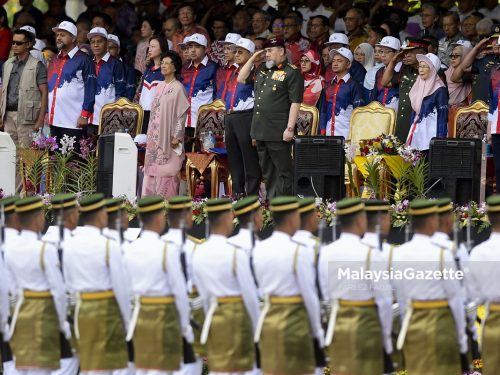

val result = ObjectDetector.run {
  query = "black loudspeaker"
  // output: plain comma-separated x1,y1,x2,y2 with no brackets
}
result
96,134,115,197
294,136,345,200
428,138,482,204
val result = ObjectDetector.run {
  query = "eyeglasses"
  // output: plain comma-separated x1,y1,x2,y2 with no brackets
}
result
299,59,310,64
418,64,430,69
449,54,461,59
379,50,395,55
272,23,285,28
12,41,28,46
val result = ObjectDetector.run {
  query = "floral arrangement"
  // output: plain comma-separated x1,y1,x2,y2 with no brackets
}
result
455,201,490,233
359,134,400,157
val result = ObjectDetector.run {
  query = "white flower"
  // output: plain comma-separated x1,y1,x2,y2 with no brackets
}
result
344,143,357,163
60,134,76,155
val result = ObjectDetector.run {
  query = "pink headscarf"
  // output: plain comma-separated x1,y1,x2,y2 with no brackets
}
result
409,53,445,115
444,45,472,105
301,49,323,86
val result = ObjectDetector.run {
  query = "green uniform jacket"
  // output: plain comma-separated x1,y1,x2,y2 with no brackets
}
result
394,66,418,141
250,60,304,141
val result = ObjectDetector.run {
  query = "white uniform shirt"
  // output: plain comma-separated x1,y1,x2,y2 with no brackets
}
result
432,231,469,266
391,233,467,353
319,232,393,352
254,230,323,340
192,234,260,330
227,228,255,255
5,230,68,331
0,250,9,332
124,230,191,334
63,225,131,326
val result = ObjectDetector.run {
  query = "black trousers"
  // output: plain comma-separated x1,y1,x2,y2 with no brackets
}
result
141,110,150,134
492,134,500,190
256,140,293,199
225,110,261,196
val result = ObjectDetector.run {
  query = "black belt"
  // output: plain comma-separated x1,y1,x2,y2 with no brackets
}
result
5,107,17,112
226,108,254,115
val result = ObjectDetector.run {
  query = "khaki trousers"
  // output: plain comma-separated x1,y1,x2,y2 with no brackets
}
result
4,111,35,148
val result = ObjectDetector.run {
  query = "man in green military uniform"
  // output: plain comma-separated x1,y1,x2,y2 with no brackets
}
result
238,37,304,198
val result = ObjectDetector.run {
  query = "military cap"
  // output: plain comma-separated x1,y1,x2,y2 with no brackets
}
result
364,200,390,212
270,196,299,213
168,196,192,211
402,37,430,50
79,193,105,213
435,198,453,214
0,196,19,213
206,198,233,213
491,24,500,38
15,197,44,213
137,196,165,213
297,197,316,214
233,196,260,216
336,198,364,216
105,197,126,213
51,193,77,210
264,37,285,49
486,195,500,213
409,199,437,216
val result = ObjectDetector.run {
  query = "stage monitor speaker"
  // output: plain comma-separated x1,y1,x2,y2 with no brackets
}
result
97,133,137,200
294,136,345,200
0,131,16,196
428,138,483,204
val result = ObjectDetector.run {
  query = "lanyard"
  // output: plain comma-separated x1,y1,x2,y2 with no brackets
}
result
187,67,200,127
330,80,343,136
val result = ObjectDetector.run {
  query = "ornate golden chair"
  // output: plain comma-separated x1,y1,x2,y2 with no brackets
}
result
98,97,144,137
192,99,226,152
296,104,319,135
453,100,488,139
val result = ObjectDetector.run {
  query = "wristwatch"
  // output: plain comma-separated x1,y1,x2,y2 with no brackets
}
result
287,126,294,132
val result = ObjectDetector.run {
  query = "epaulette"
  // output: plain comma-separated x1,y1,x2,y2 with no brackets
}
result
187,235,206,244
288,63,297,69
291,238,308,247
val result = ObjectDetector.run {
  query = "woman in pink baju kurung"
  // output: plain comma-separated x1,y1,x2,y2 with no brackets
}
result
142,51,190,199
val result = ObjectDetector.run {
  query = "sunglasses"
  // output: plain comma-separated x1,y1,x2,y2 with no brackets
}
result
299,59,310,64
12,41,28,46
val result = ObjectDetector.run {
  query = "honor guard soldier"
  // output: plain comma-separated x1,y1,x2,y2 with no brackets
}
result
319,198,393,375
466,195,500,375
124,196,193,374
63,193,130,375
192,198,260,373
103,198,129,245
253,197,324,374
0,197,20,248
4,197,70,373
227,196,263,255
392,199,467,375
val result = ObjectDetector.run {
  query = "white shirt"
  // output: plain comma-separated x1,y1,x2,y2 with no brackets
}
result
254,230,323,340
319,232,393,352
0,251,9,332
124,230,191,334
63,225,131,325
42,226,73,246
227,228,255,255
364,62,384,91
5,230,67,331
192,234,260,330
431,231,469,267
392,233,467,353
298,4,346,35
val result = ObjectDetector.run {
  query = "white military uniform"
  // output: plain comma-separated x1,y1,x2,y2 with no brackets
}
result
124,230,192,375
227,228,256,255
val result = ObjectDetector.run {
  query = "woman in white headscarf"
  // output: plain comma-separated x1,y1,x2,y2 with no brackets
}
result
354,42,375,71
407,53,449,151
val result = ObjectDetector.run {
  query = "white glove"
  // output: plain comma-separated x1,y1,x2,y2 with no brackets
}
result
459,333,468,354
61,321,72,340
384,337,393,355
2,323,11,342
184,324,194,344
315,327,325,348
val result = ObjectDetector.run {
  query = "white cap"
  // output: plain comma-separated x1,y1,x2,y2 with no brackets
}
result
235,38,255,54
329,47,353,63
52,21,77,37
34,38,46,51
20,25,36,37
186,33,208,47
416,53,441,71
376,36,401,51
221,33,242,45
451,39,472,49
87,27,108,40
178,36,190,48
325,33,349,47
107,34,120,47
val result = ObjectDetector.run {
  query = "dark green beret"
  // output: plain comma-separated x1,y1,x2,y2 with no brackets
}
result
51,193,77,210
435,198,453,214
364,199,390,212
137,195,165,213
0,196,20,213
168,196,192,211
79,193,105,213
233,196,260,216
270,196,299,213
487,195,500,213
336,198,364,216
206,198,233,213
105,197,126,213
297,197,316,214
15,196,43,213
409,199,437,216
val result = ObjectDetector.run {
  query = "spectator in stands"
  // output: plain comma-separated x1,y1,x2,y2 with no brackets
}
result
19,26,46,65
407,53,448,151
298,0,333,37
0,7,12,62
380,20,400,39
354,42,374,71
142,51,188,199
77,0,101,23
87,27,126,133
253,37,266,68
181,34,218,147
300,50,323,106
92,12,113,33
387,8,411,42
321,45,332,73
445,40,472,130
423,35,439,55
366,26,386,48
456,0,476,21
308,15,330,54
284,14,311,66
178,36,191,61
438,11,463,67
135,35,169,134
48,21,96,144
371,36,401,112
345,8,367,51
115,0,138,38
209,16,230,66
171,3,211,55
0,29,47,148
13,0,44,30
270,15,285,39
108,34,136,101
76,18,91,46
45,0,74,24
364,44,384,92
135,17,161,74
40,14,57,47
245,0,278,16
420,3,444,40
479,0,500,21
461,14,481,45
320,47,364,138
216,33,241,99
232,7,252,36
163,17,181,42
252,10,271,39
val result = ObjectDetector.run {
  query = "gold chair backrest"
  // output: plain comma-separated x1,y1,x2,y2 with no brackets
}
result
193,99,226,152
348,101,396,151
297,104,319,136
98,97,144,137
453,100,488,139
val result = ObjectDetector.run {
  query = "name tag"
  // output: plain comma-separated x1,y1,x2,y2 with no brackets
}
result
271,71,286,81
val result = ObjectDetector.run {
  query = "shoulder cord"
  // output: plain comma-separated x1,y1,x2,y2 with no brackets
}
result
162,241,168,273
